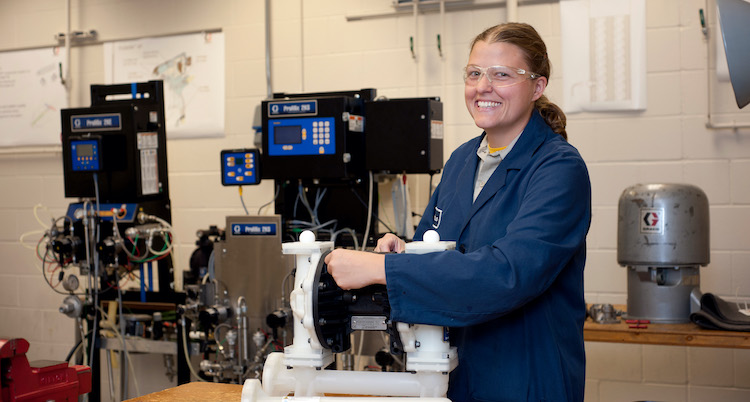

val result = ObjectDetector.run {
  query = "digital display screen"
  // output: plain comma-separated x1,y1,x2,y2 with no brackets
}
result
76,143,94,157
274,125,302,145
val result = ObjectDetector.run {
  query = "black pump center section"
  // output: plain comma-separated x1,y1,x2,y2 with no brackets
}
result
312,250,404,355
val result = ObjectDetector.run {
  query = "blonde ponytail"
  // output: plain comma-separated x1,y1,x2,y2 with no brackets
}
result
535,95,567,140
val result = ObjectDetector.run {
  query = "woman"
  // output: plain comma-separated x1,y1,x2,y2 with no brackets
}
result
325,23,591,401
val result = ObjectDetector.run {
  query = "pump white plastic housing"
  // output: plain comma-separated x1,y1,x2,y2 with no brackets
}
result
241,230,457,401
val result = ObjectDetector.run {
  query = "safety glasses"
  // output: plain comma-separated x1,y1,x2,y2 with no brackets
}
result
463,65,540,88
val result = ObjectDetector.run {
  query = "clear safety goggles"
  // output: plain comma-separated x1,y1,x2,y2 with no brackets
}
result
463,65,541,88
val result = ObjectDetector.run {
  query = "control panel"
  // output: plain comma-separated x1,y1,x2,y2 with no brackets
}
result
267,117,336,156
268,117,336,156
221,148,260,185
65,202,138,222
70,138,101,172
261,92,372,180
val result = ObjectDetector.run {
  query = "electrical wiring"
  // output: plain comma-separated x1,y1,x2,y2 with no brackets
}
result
312,187,327,223
213,323,234,358
331,228,359,250
296,183,319,225
48,264,63,288
37,235,121,297
239,186,249,215
123,235,149,261
206,249,216,283
116,286,132,398
95,305,141,397
79,319,89,366
401,175,408,236
65,328,93,364
19,229,45,250
33,203,54,229
129,236,140,255
40,248,75,296
257,184,281,215
146,232,172,256
113,212,174,265
30,180,179,396
288,219,337,233
350,187,393,233
65,340,85,364
138,212,177,270
362,171,374,251
280,271,293,309
355,330,365,371
180,318,208,382
85,197,100,389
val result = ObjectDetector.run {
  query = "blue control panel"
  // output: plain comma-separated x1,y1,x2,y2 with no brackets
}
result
267,117,335,156
66,202,138,222
222,149,260,185
229,223,277,236
70,113,122,132
70,139,101,171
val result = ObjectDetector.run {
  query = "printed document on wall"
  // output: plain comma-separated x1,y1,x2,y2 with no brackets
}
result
560,0,646,113
104,32,225,139
0,47,67,147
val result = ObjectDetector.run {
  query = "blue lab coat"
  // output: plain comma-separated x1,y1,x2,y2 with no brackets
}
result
385,110,591,401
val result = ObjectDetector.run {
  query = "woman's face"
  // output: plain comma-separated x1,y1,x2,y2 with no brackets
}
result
464,40,546,139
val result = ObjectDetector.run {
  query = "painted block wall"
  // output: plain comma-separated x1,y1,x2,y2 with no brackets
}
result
0,0,748,401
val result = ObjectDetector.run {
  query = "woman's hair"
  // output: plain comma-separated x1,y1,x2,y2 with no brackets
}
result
470,23,567,140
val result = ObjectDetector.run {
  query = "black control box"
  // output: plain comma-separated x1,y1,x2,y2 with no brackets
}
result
364,98,443,174
61,81,169,203
261,89,376,180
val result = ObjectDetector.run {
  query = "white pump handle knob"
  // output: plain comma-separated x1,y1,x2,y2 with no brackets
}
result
299,230,316,243
423,230,440,243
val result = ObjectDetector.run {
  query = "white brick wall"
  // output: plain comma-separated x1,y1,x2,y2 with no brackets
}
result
1,0,749,401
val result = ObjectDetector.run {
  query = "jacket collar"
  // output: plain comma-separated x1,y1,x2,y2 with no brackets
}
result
458,110,551,235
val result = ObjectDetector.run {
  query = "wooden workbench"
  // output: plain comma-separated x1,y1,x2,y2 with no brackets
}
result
126,313,750,401
584,310,750,349
126,382,243,401
125,382,370,401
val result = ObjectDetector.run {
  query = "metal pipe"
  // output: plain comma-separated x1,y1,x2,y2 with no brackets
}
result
237,296,249,377
65,0,71,97
300,0,305,92
265,0,273,97
507,0,518,21
345,0,555,22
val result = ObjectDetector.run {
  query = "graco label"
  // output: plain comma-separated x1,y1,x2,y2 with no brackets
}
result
640,208,663,234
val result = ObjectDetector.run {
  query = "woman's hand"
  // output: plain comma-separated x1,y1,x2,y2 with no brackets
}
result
374,233,406,253
324,249,386,290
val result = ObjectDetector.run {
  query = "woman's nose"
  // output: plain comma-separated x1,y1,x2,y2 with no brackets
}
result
476,73,493,92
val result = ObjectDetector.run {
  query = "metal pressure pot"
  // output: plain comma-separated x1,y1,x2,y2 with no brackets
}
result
617,183,710,323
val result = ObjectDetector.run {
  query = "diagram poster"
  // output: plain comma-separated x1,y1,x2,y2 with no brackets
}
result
104,32,225,139
0,47,67,147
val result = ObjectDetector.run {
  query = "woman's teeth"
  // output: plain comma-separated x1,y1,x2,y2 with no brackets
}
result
477,101,500,108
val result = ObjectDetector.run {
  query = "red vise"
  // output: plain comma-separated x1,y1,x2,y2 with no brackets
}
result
1,338,91,402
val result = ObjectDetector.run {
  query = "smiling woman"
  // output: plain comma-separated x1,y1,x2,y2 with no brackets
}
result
464,23,567,146
324,22,591,402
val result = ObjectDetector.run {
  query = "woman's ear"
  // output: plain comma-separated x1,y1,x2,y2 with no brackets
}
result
532,76,547,101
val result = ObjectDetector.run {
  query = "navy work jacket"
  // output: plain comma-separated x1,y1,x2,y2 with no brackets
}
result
385,110,591,401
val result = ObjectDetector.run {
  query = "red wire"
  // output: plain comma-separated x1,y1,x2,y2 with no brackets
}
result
50,264,62,288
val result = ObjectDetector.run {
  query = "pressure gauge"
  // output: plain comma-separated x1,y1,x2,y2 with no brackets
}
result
63,274,80,292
